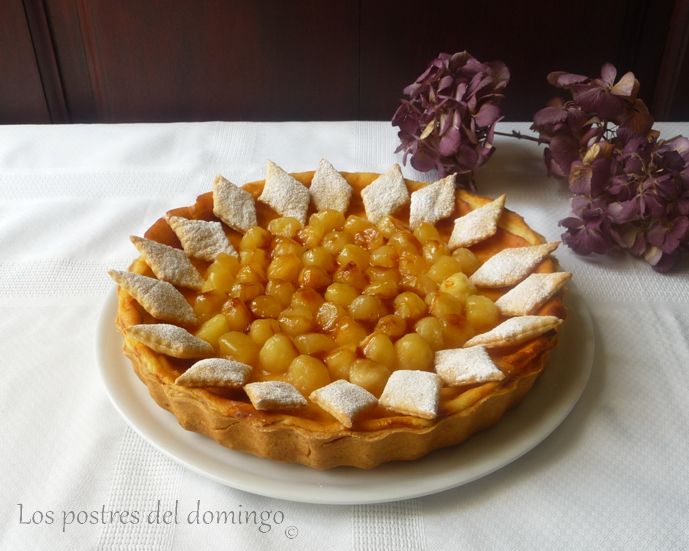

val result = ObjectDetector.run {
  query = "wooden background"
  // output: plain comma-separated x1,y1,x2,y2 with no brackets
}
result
1,0,688,124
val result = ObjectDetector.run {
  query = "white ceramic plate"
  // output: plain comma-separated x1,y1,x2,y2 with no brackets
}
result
97,289,593,505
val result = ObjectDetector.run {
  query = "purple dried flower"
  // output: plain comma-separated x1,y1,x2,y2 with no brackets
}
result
547,63,650,131
392,51,509,190
559,134,689,272
560,214,614,255
532,64,653,178
530,62,689,271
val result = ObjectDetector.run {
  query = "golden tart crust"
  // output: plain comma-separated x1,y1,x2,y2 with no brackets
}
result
115,171,566,469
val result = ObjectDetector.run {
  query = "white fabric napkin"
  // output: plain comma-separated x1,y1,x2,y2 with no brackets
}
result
1,121,688,550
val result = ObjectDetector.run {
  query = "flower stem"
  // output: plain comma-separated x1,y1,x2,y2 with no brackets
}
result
493,130,549,144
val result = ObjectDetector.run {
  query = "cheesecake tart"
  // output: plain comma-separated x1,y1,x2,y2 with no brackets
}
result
111,161,569,469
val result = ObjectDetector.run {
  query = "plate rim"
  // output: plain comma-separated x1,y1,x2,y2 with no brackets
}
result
97,288,594,505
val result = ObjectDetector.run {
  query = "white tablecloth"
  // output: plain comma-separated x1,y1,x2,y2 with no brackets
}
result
1,121,688,550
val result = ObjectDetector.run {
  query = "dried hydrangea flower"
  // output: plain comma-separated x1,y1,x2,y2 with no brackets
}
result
531,63,653,178
528,62,688,271
559,131,689,272
392,51,509,190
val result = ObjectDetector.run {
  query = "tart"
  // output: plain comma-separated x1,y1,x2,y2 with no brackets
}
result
111,161,569,469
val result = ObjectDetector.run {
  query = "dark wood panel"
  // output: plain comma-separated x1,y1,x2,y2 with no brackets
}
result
359,0,673,121
23,0,69,122
0,0,51,123
4,0,684,123
43,0,98,121
656,0,689,119
670,66,689,120
45,0,360,122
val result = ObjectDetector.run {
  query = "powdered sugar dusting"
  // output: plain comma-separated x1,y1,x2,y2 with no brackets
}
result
309,379,377,428
130,236,204,290
175,358,252,388
408,174,456,229
259,161,310,225
379,370,441,419
243,381,307,410
213,175,257,233
109,270,197,325
128,323,213,358
434,346,505,386
469,241,559,288
495,272,572,316
361,164,410,223
463,315,563,348
166,215,236,261
448,194,505,249
310,159,353,212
